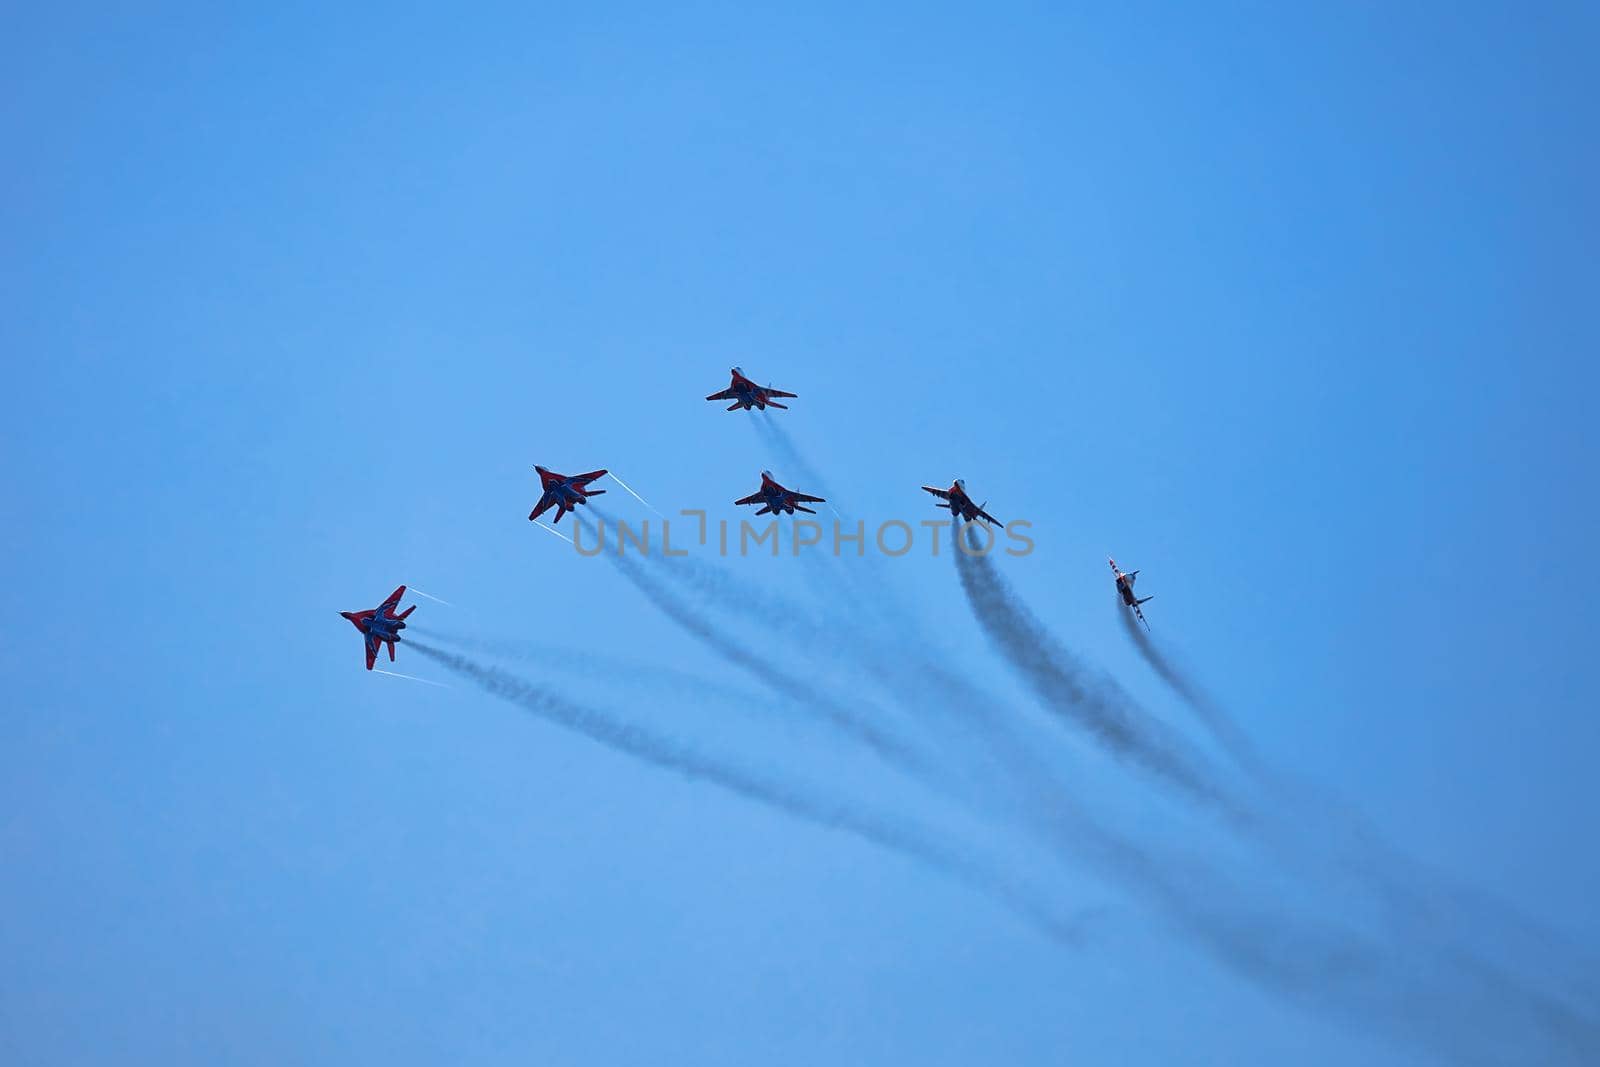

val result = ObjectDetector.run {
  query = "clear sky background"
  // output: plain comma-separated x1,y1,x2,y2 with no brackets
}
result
3,3,1597,1065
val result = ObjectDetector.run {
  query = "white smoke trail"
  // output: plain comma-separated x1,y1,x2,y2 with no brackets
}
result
409,588,455,607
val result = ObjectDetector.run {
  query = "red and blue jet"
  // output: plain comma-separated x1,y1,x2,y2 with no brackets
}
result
735,470,826,515
529,465,608,524
1110,558,1154,629
705,367,798,411
340,585,415,670
922,478,1000,526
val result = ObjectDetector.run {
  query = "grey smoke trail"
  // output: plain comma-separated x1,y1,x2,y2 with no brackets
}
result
580,515,925,776
410,641,1087,944
605,527,1600,1063
414,629,769,707
1116,602,1265,778
1116,610,1600,1029
951,522,1241,818
751,413,833,502
574,515,1600,1061
946,534,1600,1060
528,536,1595,1060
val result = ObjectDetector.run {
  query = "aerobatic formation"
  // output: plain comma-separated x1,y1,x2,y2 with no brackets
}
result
333,367,1600,1067
349,370,1155,671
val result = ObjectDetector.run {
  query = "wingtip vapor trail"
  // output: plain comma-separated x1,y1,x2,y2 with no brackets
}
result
534,521,574,545
608,471,666,517
410,588,455,607
373,668,452,689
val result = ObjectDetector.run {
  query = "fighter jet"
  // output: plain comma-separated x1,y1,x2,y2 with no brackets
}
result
705,367,798,411
1110,558,1154,629
922,479,1000,525
529,465,608,524
340,585,415,670
735,471,826,515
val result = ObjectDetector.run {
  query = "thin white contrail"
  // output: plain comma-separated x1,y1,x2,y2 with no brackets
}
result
608,471,666,517
373,668,452,689
534,521,574,544
409,588,455,607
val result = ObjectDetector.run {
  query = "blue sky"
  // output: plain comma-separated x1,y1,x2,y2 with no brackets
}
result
3,3,1597,1064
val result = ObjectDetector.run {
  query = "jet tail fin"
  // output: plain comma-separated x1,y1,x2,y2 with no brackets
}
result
1135,595,1154,606
397,605,416,620
584,488,607,496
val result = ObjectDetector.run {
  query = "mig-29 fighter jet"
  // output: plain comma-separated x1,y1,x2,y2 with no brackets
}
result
529,465,608,524
734,471,826,515
921,478,1000,525
340,585,415,670
705,367,798,411
1110,558,1154,629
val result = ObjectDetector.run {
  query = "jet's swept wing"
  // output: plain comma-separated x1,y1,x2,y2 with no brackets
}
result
365,632,379,671
529,495,557,522
791,492,826,503
378,585,407,615
734,491,764,506
921,485,952,501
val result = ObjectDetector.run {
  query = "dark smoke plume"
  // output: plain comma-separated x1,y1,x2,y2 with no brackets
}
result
1116,603,1266,778
583,515,930,777
950,522,1241,818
